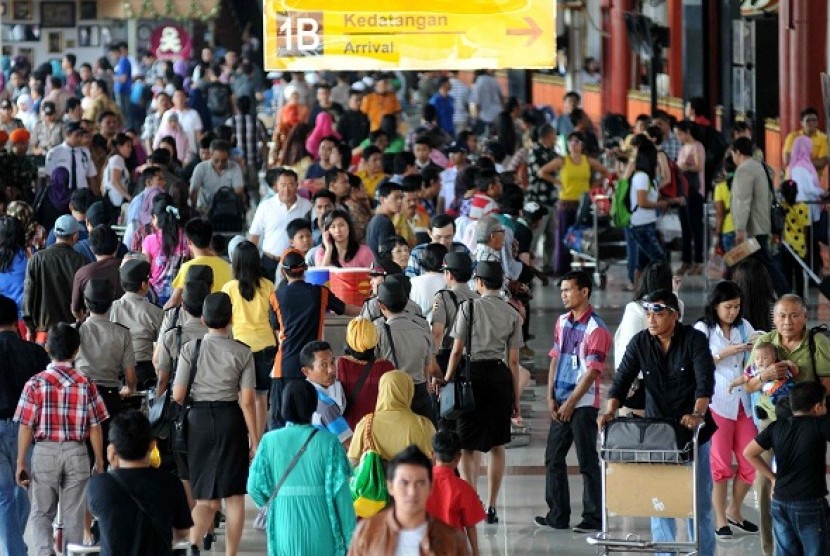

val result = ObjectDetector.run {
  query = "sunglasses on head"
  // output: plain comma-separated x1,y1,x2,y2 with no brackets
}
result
642,302,677,314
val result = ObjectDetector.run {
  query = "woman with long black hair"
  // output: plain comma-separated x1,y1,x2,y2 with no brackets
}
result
315,208,374,268
222,240,277,437
626,140,683,273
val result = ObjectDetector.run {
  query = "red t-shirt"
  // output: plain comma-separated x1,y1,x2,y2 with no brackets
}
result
337,356,395,430
426,466,487,529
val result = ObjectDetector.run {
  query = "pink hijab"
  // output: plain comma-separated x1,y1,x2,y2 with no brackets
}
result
789,135,820,188
305,111,341,159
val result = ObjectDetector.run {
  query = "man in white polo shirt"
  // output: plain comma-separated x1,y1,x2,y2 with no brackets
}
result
249,168,312,280
44,121,97,192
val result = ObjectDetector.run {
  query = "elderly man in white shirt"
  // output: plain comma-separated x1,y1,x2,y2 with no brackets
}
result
249,168,312,280
161,88,202,159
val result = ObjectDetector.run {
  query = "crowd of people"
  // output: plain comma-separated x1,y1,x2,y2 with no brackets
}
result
0,41,829,556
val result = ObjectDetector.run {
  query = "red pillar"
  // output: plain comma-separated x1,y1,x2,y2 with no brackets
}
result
804,0,827,125
789,0,808,127
667,0,683,98
605,0,633,115
779,1,791,135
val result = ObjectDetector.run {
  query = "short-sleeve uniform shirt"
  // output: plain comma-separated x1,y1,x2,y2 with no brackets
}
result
174,332,255,402
451,294,524,361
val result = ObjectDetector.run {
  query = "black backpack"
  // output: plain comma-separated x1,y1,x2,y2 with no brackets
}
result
208,186,245,232
206,84,230,117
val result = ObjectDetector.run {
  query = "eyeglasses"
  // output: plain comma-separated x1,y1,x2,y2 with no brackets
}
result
642,302,677,314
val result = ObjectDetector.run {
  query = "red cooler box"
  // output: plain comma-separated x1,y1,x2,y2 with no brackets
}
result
329,267,372,306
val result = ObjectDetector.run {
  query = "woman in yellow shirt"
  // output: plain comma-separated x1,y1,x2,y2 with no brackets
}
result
540,131,608,275
221,240,277,437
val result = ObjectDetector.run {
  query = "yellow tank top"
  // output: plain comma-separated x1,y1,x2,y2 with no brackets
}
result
559,155,591,201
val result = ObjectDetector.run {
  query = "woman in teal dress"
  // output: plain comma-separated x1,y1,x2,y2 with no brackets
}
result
247,380,356,555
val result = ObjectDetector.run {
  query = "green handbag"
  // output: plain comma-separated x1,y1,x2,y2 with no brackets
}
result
349,413,388,518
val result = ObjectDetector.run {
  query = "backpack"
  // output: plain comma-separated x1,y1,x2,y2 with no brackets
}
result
610,177,634,228
208,186,245,232
661,153,688,198
206,84,230,116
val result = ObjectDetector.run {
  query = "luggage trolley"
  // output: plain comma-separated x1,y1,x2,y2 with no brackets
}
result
587,420,703,555
566,190,627,289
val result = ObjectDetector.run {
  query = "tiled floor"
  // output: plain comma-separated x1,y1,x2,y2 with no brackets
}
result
204,264,776,555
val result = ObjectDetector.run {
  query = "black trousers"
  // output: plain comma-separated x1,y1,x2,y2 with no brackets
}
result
749,235,791,297
544,406,601,528
680,187,705,264
135,360,156,391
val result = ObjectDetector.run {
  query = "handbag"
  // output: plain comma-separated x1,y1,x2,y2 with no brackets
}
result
148,323,185,439
349,413,389,518
253,428,318,531
439,299,476,420
601,417,694,463
765,165,786,235
170,340,201,454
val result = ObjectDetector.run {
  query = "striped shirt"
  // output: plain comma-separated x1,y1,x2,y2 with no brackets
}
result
14,363,109,442
550,306,612,409
310,380,352,443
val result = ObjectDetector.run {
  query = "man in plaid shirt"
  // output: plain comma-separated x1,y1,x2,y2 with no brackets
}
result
14,323,109,554
225,95,268,206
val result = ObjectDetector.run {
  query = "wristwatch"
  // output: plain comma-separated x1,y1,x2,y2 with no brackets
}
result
691,410,706,418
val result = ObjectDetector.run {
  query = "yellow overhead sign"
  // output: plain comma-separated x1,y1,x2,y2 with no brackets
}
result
263,0,556,71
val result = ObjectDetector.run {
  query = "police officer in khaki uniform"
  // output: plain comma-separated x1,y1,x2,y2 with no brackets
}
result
153,280,210,398
360,259,427,329
173,293,257,553
431,252,477,372
75,279,137,443
442,260,523,525
109,259,164,390
375,279,441,421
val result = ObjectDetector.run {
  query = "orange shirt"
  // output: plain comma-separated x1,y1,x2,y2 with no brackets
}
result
360,92,401,131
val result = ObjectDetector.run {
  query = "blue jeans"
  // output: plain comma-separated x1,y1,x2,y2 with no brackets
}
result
771,498,830,556
721,231,736,254
623,227,640,283
0,420,30,555
651,440,715,556
628,222,667,271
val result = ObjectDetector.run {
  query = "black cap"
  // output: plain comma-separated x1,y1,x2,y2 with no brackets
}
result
377,280,407,308
474,261,503,282
369,258,402,277
203,292,232,323
182,281,210,315
0,99,11,110
120,259,150,285
66,121,84,134
446,142,468,154
42,101,56,115
83,278,113,304
442,252,473,274
282,249,307,270
85,201,111,227
185,264,213,289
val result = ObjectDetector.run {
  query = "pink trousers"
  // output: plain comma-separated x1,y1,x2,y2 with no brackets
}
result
709,406,757,484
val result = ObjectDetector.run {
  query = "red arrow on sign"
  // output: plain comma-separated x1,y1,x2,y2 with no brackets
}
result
507,17,543,47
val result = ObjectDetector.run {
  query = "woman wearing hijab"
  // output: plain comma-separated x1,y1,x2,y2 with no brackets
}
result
337,317,395,429
347,370,435,466
247,380,355,556
305,111,341,160
787,134,828,271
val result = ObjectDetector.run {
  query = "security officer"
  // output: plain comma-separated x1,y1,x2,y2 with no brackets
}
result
109,259,164,390
375,279,441,421
360,258,427,331
74,278,137,444
173,292,257,552
154,280,210,398
442,260,523,525
431,252,477,372
159,265,214,334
